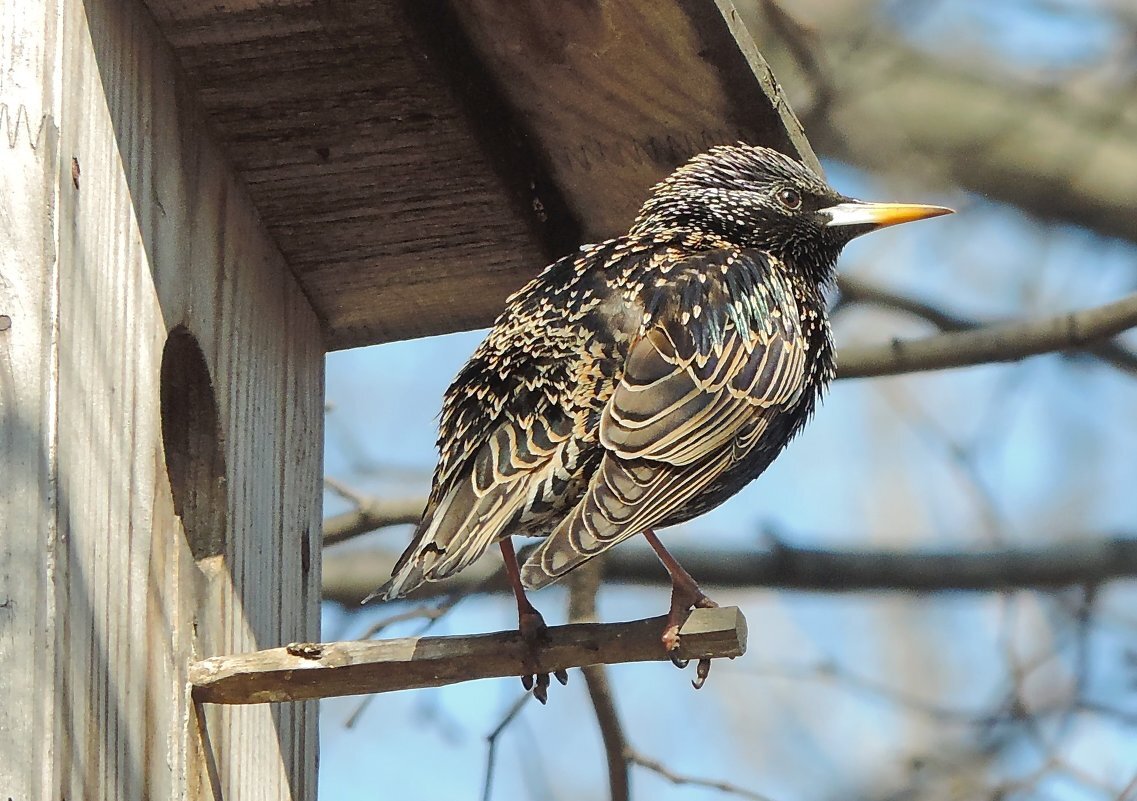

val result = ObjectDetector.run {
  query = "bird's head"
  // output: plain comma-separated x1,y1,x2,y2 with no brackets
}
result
630,143,952,282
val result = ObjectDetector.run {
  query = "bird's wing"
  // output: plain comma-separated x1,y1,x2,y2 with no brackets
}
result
373,245,623,601
520,260,807,589
373,406,574,600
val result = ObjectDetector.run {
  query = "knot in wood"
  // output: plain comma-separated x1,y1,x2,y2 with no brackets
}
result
286,642,324,659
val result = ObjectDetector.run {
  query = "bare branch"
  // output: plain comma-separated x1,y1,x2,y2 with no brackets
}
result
322,493,423,546
1121,772,1137,801
837,276,1137,376
625,749,777,801
837,292,1137,379
569,564,631,801
322,536,1137,605
357,594,463,641
481,693,532,801
324,476,371,507
190,607,748,704
343,593,468,728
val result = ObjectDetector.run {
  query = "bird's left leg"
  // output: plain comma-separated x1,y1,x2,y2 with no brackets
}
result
643,529,718,689
499,537,568,703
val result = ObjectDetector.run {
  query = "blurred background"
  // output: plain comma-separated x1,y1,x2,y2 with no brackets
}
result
318,2,1137,799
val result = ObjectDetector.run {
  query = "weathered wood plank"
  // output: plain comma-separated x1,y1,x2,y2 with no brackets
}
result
148,0,553,348
191,607,748,704
9,0,326,796
140,0,817,348
452,0,821,239
0,1,62,798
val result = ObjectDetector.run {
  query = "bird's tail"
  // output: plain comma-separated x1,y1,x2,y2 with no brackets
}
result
362,561,427,605
362,474,528,604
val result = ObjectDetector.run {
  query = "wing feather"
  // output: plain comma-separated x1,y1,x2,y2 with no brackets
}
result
377,411,572,599
522,259,806,590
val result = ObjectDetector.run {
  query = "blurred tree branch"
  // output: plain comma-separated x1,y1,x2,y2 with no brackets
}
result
742,0,1137,245
623,751,775,801
569,564,631,801
323,536,1137,605
323,476,423,546
481,693,532,801
837,276,1137,375
837,290,1137,379
568,560,769,801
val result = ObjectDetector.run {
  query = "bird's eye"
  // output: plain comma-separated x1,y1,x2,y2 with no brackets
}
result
777,188,802,210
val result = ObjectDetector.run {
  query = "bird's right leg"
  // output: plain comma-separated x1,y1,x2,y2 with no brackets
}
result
499,537,568,703
643,529,718,688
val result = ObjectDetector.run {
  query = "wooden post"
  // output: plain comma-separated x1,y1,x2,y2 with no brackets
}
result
1,0,322,797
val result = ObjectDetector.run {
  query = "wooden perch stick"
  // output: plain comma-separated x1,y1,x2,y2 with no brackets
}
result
190,607,747,704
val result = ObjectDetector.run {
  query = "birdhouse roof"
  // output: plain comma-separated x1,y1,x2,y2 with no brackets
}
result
144,0,818,349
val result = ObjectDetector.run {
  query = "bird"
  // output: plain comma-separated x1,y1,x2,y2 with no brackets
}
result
368,143,952,701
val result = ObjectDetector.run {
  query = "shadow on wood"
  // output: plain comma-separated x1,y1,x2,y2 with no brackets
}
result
191,607,748,704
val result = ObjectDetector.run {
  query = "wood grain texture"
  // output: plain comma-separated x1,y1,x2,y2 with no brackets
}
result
145,0,553,348
138,0,817,347
451,0,822,235
191,607,748,704
0,0,325,796
0,1,62,798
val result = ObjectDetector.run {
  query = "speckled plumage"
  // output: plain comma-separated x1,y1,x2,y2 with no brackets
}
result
375,144,948,604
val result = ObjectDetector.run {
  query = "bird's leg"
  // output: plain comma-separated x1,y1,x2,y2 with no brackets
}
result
499,537,568,703
643,529,718,689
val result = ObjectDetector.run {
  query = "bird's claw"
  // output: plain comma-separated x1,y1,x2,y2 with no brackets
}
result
532,672,551,704
516,609,567,704
519,667,563,704
669,648,690,669
692,658,712,690
666,646,713,688
667,644,713,687
662,592,719,687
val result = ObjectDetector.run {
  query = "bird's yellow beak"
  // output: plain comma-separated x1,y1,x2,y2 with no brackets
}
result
822,201,954,230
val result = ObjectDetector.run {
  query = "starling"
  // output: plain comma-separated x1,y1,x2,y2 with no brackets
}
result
370,144,951,700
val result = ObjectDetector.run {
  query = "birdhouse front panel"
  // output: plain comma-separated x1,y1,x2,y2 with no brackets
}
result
0,0,323,796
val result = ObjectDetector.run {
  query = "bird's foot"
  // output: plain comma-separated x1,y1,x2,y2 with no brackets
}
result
517,608,568,704
642,529,718,688
662,590,719,689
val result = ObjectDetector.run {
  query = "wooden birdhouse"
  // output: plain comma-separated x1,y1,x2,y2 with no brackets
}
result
0,0,815,797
